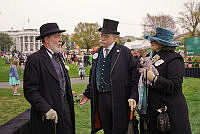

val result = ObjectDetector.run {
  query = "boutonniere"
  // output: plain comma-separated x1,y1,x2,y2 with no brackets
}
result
93,53,98,59
117,49,120,53
152,54,160,63
155,59,164,66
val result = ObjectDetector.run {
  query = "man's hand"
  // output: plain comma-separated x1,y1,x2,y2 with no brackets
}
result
128,99,136,111
78,94,88,105
45,109,58,124
143,65,157,82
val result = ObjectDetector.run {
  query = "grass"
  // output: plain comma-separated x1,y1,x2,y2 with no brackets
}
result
0,78,199,133
182,78,200,134
0,58,91,82
66,63,91,78
0,88,30,125
0,83,103,134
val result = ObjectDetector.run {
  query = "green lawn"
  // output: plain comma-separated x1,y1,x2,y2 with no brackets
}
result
182,78,200,134
0,58,91,82
65,63,91,78
0,79,199,133
0,83,103,134
0,58,24,82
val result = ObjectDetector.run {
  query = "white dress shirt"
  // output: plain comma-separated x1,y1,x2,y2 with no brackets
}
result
103,42,115,58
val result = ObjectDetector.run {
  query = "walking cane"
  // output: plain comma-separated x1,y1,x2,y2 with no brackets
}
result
54,119,57,134
144,69,148,134
126,108,135,134
42,115,57,134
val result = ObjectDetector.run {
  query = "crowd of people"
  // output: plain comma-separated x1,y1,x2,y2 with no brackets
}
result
64,52,93,67
1,18,192,134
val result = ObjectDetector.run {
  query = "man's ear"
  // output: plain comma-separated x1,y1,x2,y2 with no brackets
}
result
43,36,50,48
44,36,50,44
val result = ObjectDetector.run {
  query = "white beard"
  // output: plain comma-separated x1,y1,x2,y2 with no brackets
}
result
49,42,61,53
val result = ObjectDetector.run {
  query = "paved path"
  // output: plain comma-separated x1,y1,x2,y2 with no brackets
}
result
0,77,89,89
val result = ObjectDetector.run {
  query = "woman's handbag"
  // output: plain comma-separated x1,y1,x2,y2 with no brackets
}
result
156,106,171,132
156,55,172,132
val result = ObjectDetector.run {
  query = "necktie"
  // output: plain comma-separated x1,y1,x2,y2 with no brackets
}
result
105,48,109,57
52,53,60,63
53,53,66,73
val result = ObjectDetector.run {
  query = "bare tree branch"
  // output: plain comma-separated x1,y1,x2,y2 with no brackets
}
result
142,13,177,35
178,1,200,35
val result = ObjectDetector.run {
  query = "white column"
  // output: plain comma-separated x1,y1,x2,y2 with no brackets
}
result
23,36,25,52
28,36,30,52
33,36,35,52
16,37,18,51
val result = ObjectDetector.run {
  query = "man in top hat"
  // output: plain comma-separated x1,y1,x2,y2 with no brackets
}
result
79,19,140,134
23,23,75,134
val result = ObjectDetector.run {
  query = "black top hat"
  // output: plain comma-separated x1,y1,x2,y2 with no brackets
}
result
36,23,65,40
98,19,120,35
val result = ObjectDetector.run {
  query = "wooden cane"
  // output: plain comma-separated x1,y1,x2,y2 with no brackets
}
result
54,119,57,134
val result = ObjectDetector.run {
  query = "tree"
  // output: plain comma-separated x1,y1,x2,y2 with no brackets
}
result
0,33,13,52
178,1,200,35
116,39,125,45
127,39,131,42
142,13,177,35
71,22,100,51
62,33,70,42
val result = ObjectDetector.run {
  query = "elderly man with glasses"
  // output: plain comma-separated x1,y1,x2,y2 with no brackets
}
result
79,19,140,134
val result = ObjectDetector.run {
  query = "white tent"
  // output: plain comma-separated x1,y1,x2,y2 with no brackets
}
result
124,40,150,50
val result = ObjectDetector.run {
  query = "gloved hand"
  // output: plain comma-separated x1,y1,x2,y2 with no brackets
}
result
45,109,58,124
78,94,88,105
128,99,136,111
143,65,158,82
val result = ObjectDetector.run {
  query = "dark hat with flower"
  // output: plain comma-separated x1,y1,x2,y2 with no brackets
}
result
36,23,65,40
98,19,120,35
144,27,179,47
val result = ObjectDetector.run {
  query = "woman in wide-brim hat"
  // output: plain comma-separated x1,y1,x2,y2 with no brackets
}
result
142,27,191,134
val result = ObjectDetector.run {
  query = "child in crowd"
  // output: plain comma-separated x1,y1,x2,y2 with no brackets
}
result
78,63,85,80
9,60,20,96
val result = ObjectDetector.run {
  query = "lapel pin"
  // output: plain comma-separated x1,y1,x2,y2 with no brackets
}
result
155,59,164,66
93,53,98,59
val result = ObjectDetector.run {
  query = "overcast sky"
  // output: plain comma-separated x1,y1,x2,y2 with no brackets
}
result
0,0,196,37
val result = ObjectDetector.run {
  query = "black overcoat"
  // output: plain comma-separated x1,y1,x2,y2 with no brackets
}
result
23,45,75,134
147,50,191,134
83,43,140,134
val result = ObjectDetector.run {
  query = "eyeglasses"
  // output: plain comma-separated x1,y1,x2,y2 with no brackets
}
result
100,34,112,39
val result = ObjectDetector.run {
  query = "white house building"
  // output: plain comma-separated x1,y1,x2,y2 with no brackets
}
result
0,28,42,54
